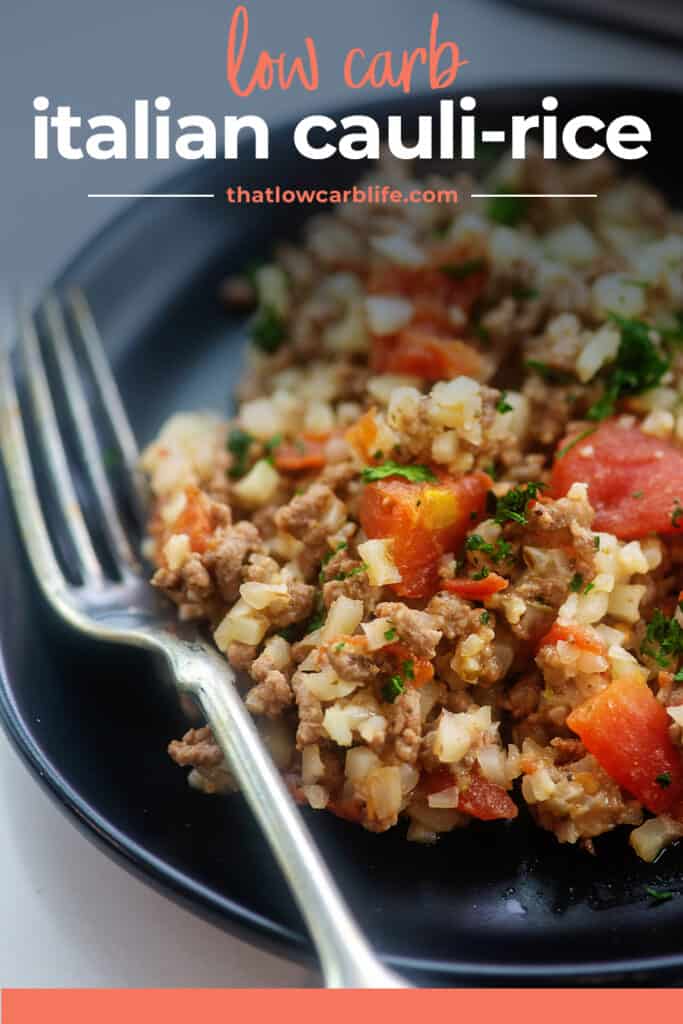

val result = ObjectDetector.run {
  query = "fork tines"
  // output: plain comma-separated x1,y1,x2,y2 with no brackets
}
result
0,289,147,596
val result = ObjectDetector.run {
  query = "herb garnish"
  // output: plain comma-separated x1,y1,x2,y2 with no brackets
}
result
336,563,368,581
656,772,672,788
362,461,436,483
382,675,405,703
264,434,282,462
555,427,597,461
251,305,287,353
384,627,397,642
481,611,490,625
227,427,254,478
496,392,513,414
494,482,545,526
305,607,327,634
466,534,513,563
440,258,486,280
486,187,529,227
645,887,673,906
382,659,415,703
672,501,683,529
525,360,574,385
641,608,683,668
587,315,669,421
319,541,348,584
569,573,584,593
102,447,122,470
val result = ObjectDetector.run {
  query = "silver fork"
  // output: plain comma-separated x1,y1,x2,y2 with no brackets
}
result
0,288,407,989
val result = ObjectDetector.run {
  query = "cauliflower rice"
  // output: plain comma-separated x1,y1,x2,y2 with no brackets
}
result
141,150,683,861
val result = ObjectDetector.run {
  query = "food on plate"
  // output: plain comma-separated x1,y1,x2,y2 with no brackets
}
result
141,151,683,860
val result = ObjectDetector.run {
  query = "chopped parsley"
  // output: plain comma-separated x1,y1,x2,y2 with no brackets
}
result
440,258,486,280
672,501,683,529
465,534,491,553
587,315,670,421
305,607,327,634
641,608,683,668
319,541,348,583
555,427,597,461
655,772,672,788
512,286,539,301
494,482,545,526
525,360,574,385
384,627,397,642
264,434,283,462
594,536,601,550
382,675,405,703
402,659,415,680
486,187,529,227
472,319,490,343
227,427,254,478
645,887,673,906
102,447,122,470
372,449,384,461
382,659,415,703
632,490,644,500
251,305,287,353
496,392,513,414
362,461,436,483
336,563,368,581
472,566,490,580
583,582,595,595
569,573,584,593
484,462,498,481
674,669,683,682
465,534,514,563
481,611,490,625
660,311,683,347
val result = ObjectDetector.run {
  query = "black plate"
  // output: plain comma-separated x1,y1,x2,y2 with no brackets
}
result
2,85,682,986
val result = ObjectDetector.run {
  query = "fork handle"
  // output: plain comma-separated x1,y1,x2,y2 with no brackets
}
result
160,634,408,988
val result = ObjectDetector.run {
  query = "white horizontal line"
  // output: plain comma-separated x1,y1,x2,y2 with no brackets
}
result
471,193,597,199
87,193,215,199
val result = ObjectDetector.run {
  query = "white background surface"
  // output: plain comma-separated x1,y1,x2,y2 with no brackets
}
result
1,0,682,988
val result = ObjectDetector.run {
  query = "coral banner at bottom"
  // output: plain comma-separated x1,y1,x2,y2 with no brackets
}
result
3,988,683,1023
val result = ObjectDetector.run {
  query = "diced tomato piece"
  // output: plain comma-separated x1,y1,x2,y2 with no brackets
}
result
567,675,683,816
385,642,434,687
367,260,487,318
443,573,509,599
345,409,380,463
327,797,365,824
372,329,483,382
457,771,519,821
552,419,683,540
359,470,491,598
171,485,214,554
420,766,456,796
420,768,518,820
537,622,606,656
275,437,327,473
